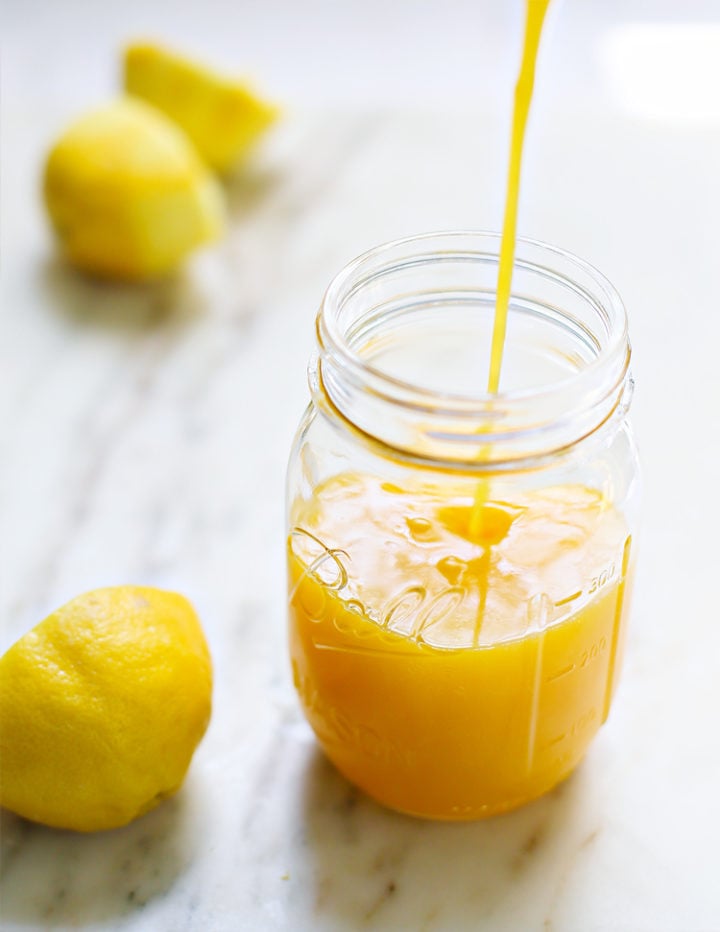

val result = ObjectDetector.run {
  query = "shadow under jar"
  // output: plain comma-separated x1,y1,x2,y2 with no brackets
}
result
286,232,640,820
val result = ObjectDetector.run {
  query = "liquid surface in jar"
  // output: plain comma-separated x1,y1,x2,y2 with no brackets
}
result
289,473,633,819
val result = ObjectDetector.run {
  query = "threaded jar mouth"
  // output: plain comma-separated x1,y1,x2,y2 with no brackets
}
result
313,231,632,467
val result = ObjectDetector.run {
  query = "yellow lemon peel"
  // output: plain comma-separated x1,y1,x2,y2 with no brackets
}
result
0,586,212,832
44,98,224,280
125,42,279,172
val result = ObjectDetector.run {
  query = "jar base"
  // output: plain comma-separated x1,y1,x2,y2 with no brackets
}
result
325,753,583,822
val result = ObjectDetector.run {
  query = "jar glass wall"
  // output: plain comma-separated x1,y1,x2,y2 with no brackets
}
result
286,232,640,820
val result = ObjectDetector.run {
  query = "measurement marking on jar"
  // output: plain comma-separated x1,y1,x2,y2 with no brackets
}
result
579,638,607,668
554,591,582,607
602,535,632,723
547,732,567,747
588,560,618,596
545,637,608,684
544,709,597,752
525,594,551,773
546,663,576,683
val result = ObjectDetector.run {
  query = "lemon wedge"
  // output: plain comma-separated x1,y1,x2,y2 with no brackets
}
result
125,42,279,172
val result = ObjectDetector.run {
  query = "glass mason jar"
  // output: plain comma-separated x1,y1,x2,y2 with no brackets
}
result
286,232,640,820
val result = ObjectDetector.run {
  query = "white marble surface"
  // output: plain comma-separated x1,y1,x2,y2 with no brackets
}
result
3,2,720,930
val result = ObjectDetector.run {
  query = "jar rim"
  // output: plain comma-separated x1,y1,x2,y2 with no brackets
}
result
319,230,629,410
315,231,632,466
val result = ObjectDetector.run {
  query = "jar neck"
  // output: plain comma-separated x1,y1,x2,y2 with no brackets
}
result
313,232,632,469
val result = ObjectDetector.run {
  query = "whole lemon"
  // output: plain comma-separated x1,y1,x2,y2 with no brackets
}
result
43,98,224,281
0,586,212,832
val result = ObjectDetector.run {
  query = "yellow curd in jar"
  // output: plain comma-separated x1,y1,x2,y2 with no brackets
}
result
289,473,632,818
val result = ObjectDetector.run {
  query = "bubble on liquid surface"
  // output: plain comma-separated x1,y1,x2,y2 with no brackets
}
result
405,515,438,542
